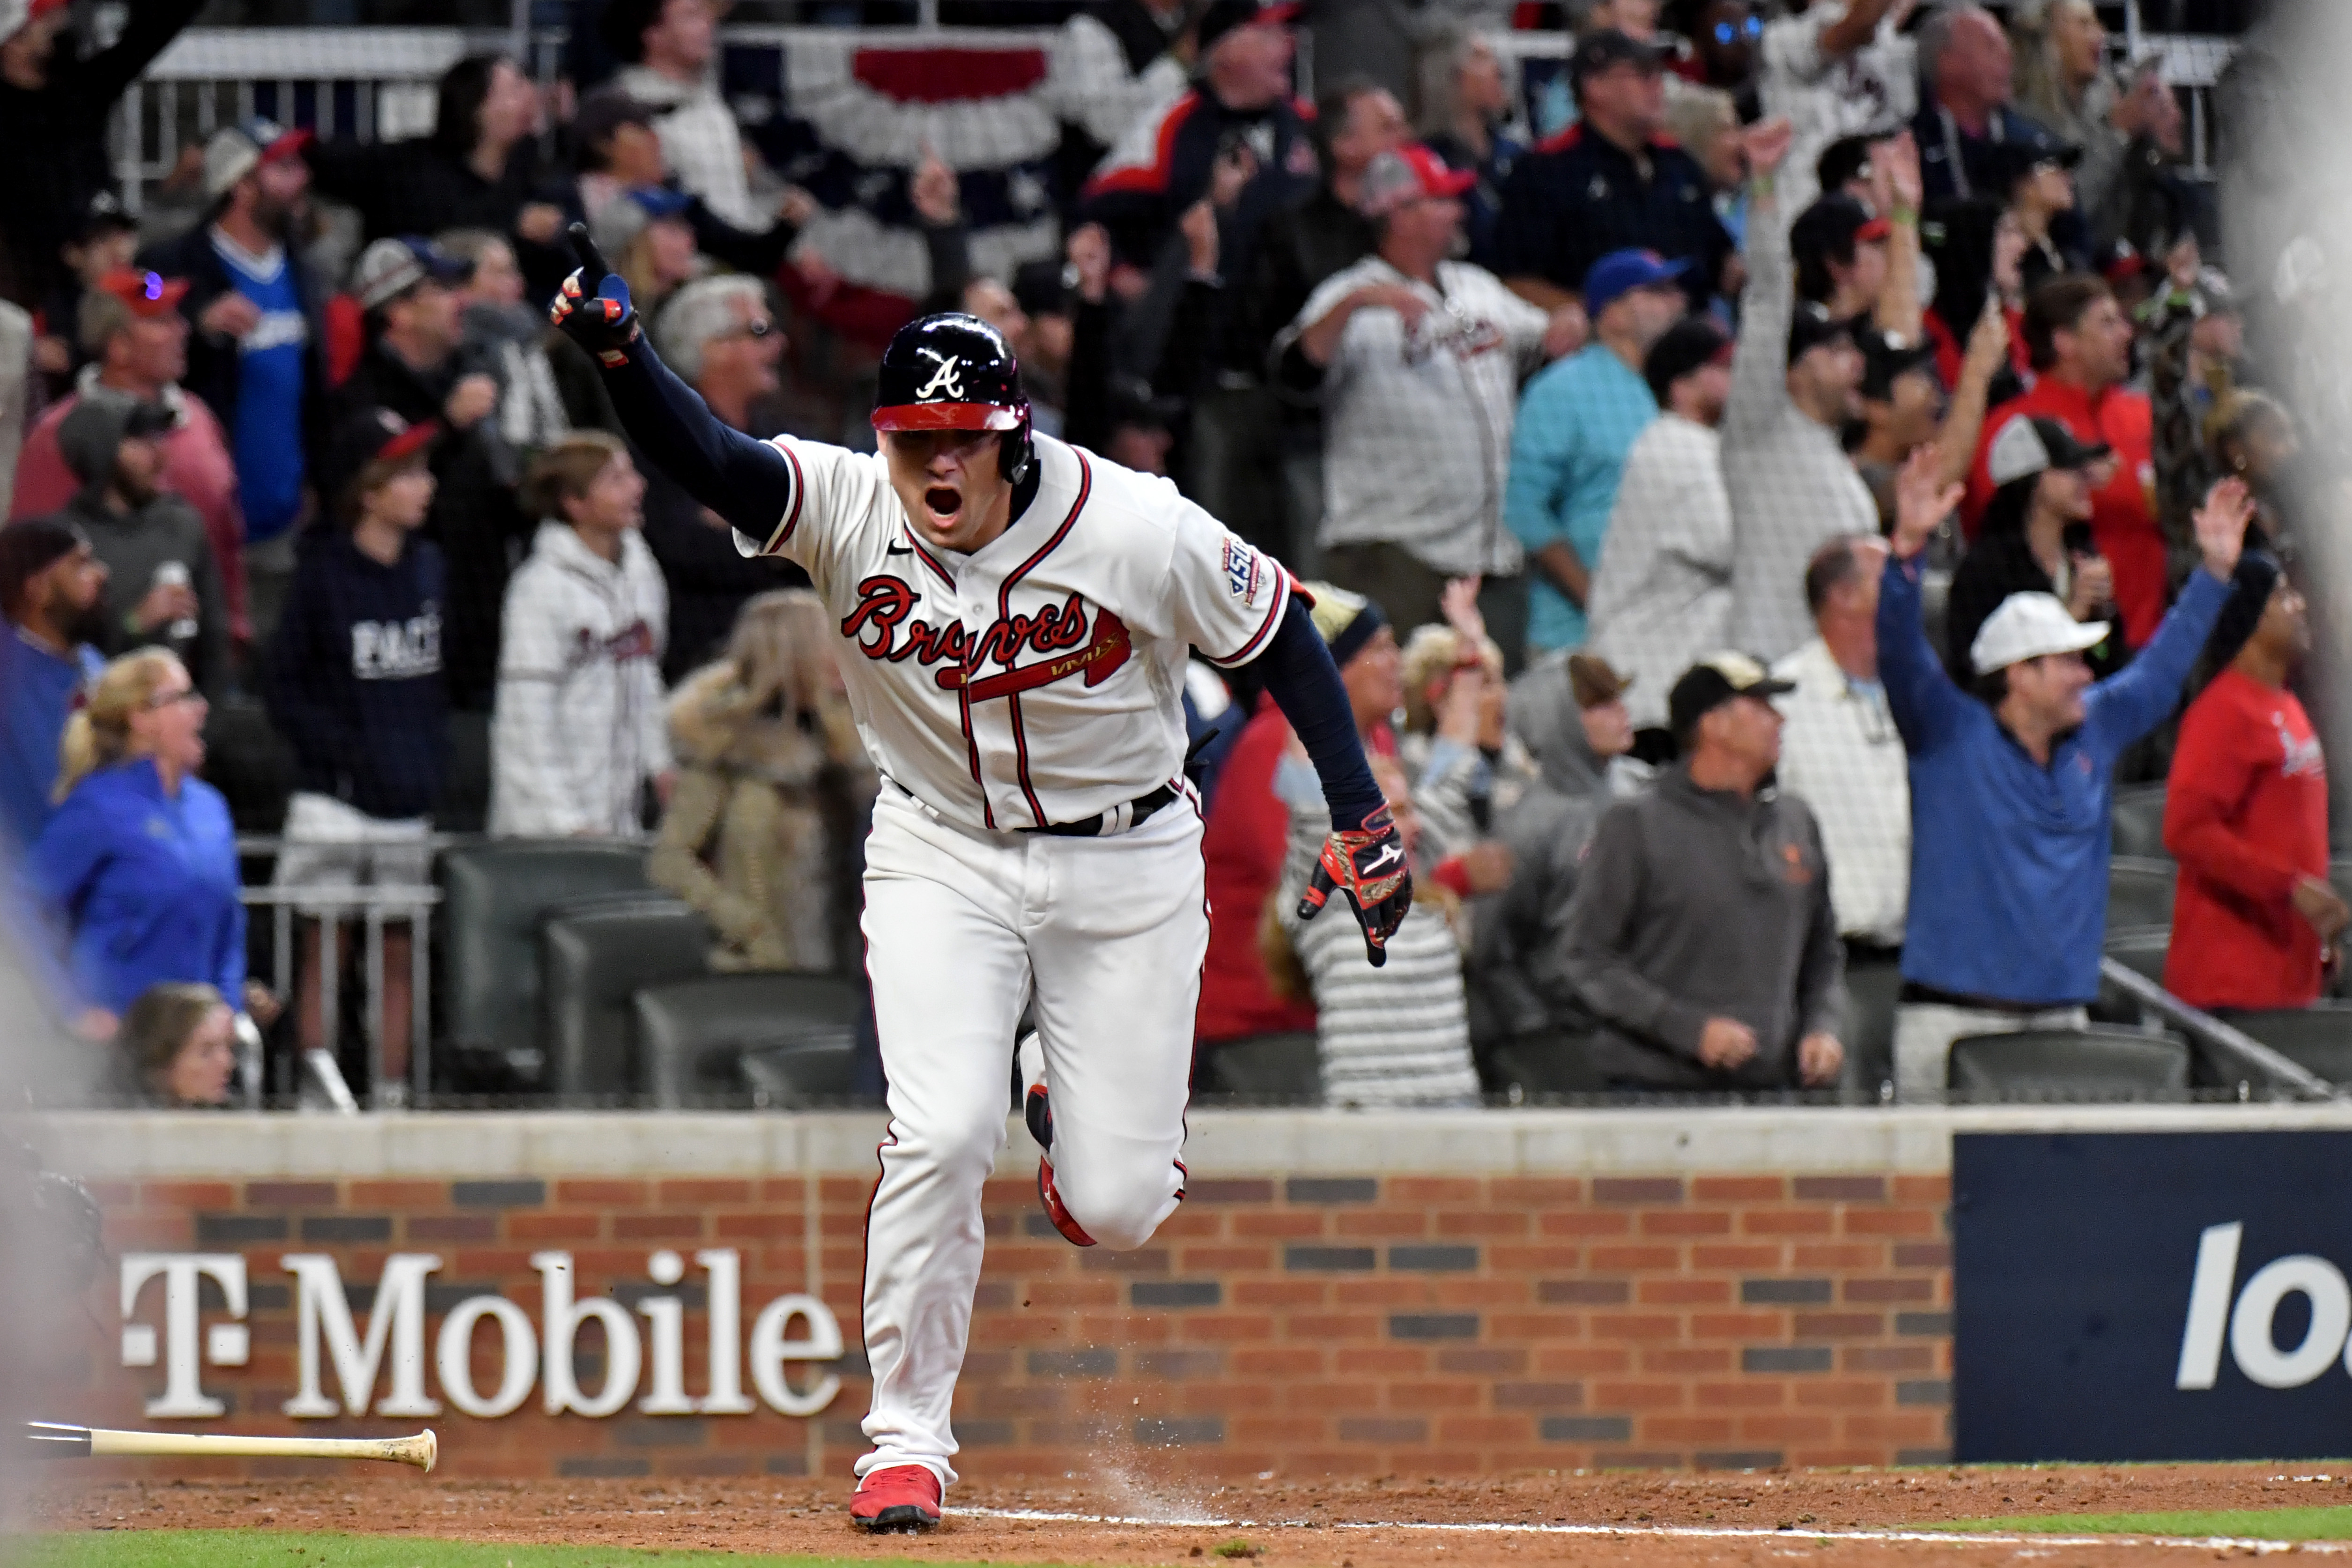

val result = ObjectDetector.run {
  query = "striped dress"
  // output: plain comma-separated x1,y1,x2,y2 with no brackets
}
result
1274,771,1482,1109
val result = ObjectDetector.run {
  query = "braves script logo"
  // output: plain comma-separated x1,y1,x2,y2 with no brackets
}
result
914,348,965,401
840,575,1131,698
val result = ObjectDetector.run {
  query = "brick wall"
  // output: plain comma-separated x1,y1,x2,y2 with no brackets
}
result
52,1166,1953,1479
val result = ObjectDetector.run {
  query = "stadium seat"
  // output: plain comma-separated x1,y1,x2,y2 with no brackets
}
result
2106,856,2176,933
632,973,865,1106
1947,1028,2190,1100
541,897,711,1097
2109,784,2168,861
1839,958,1904,1102
739,1035,860,1107
1489,1028,1604,1100
436,712,492,835
441,841,653,1087
2217,1006,2352,1083
1201,1032,1322,1102
2102,929,2170,988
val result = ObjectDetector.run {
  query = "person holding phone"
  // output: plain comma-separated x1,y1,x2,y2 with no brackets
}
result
1943,412,2126,683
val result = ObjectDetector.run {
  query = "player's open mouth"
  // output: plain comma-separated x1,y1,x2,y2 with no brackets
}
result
924,486,962,520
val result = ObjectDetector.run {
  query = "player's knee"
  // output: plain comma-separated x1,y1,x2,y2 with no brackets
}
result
1053,1162,1179,1251
891,1105,1006,1184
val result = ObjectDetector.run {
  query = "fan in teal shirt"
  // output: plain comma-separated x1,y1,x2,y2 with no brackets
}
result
1503,252,1694,653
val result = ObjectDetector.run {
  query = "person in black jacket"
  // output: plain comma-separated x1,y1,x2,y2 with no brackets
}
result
0,0,205,308
304,54,570,284
1946,412,2128,683
340,237,527,712
264,408,449,1099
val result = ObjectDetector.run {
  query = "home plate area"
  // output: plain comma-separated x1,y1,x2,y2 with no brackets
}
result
36,1464,2352,1565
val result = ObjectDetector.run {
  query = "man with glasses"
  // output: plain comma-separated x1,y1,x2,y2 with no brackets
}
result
641,275,793,679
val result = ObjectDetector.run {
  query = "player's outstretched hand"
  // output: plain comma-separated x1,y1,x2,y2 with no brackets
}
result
1297,806,1414,968
550,224,641,366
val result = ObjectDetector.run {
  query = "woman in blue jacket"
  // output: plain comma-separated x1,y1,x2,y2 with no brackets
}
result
23,648,244,1033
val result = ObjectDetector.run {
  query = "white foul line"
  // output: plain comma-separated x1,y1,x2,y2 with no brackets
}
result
954,1505,2347,1553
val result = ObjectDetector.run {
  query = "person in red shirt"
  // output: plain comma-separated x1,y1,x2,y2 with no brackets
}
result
1197,585,1399,1080
1964,274,2163,648
2162,557,2345,1012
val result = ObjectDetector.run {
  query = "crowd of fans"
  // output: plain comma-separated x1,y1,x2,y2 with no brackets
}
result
0,0,2321,1109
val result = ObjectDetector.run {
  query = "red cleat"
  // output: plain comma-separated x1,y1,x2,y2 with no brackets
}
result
851,1464,942,1532
1037,1155,1096,1247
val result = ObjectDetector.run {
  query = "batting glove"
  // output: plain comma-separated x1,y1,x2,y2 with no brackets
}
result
1297,805,1414,967
549,265,640,367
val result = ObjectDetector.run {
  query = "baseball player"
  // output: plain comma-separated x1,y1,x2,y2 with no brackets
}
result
550,242,1409,1532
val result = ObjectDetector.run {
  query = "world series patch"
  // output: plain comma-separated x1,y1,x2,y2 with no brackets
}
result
1221,538,1264,603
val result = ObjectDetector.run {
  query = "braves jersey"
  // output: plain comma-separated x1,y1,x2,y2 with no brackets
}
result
742,431,1289,833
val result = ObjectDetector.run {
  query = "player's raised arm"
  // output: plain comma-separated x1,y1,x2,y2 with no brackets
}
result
549,229,802,556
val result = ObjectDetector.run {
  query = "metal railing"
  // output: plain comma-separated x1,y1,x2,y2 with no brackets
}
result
242,880,439,1111
109,17,2242,214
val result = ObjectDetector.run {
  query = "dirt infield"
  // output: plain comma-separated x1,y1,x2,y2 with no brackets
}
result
35,1464,2352,1565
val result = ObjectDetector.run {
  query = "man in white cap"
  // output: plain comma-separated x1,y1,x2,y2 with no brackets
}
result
1876,451,2256,1102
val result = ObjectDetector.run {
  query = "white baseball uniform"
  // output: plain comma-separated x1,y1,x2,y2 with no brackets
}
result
741,427,1291,1487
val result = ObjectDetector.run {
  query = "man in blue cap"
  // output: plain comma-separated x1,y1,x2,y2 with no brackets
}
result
1503,245,1689,655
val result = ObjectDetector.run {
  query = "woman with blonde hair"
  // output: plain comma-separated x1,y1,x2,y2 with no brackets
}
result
1416,26,1522,270
22,650,245,1037
649,591,878,973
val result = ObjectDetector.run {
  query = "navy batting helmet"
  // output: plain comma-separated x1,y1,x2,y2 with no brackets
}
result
872,312,1034,484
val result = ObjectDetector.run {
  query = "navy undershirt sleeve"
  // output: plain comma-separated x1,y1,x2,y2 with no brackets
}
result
600,338,800,547
1250,596,1384,833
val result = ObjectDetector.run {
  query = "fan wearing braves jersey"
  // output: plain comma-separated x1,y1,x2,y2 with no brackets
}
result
551,241,1406,1534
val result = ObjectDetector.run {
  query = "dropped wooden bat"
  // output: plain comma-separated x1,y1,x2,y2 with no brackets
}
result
24,1421,436,1471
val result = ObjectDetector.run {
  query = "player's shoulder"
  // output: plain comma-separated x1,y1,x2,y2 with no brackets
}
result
1049,434,1196,540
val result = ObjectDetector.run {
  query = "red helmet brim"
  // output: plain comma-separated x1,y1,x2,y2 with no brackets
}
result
871,401,1025,433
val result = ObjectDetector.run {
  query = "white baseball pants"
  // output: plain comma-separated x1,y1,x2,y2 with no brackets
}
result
853,783,1207,1487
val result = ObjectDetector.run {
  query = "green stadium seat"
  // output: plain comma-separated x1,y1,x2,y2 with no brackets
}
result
2106,856,2176,934
541,897,710,1097
2110,784,2168,861
632,973,865,1106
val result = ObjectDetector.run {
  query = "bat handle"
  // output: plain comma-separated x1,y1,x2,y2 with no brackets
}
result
568,221,612,281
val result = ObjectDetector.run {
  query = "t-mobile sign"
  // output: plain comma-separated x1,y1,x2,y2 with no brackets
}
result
1953,1129,2352,1462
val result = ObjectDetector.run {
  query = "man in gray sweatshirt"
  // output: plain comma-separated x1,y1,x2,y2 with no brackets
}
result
1560,653,1847,1092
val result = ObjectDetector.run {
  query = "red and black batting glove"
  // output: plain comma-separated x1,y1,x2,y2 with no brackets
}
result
1296,805,1414,967
549,223,640,367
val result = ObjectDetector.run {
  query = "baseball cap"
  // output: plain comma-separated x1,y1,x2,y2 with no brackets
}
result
1787,299,1854,362
1358,144,1476,219
1572,28,1663,90
1302,580,1389,669
1667,652,1795,741
1857,325,1941,401
1584,247,1691,317
0,517,89,621
571,89,658,165
1969,591,2108,676
1568,651,1632,709
96,267,191,318
1986,414,2113,488
351,236,472,312
589,185,697,259
202,117,314,201
1790,194,1891,267
1196,0,1297,56
321,406,439,514
0,0,66,45
1984,137,2083,194
1642,315,1731,403
72,190,139,244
